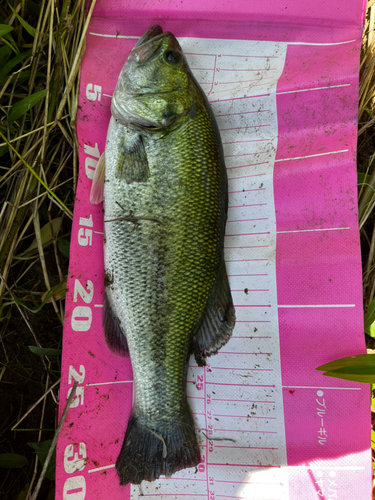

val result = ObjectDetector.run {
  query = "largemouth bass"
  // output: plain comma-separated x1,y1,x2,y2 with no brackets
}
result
90,25,236,486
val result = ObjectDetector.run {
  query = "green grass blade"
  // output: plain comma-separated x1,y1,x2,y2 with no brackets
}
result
0,45,12,68
0,49,32,77
0,301,13,322
11,279,66,315
0,24,13,37
28,0,42,16
365,297,375,333
8,4,37,37
8,89,47,126
22,217,63,254
358,172,370,185
28,346,62,356
0,35,19,55
0,131,73,218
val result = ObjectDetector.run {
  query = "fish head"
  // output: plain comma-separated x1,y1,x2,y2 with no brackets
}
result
112,26,195,130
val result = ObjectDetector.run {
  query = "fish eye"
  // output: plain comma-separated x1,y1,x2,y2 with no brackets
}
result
165,51,180,64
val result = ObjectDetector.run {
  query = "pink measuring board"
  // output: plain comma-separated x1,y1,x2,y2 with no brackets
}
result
56,0,372,499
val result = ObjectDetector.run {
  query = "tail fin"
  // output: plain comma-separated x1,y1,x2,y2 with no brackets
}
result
116,410,200,485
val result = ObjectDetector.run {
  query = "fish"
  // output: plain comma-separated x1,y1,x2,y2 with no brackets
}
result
90,25,236,486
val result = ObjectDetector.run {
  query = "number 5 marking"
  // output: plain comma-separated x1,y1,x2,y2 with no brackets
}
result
86,84,102,101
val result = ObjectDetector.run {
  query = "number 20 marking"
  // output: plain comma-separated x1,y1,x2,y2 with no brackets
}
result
71,279,93,332
73,280,93,304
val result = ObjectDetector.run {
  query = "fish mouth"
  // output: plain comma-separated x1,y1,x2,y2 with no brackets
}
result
130,26,180,64
131,26,165,63
134,25,163,49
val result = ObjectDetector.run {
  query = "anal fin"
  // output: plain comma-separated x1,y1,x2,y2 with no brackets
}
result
103,292,129,357
193,260,236,366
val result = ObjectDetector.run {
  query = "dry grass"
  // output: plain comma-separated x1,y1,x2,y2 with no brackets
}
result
0,1,95,498
359,3,375,317
0,0,374,499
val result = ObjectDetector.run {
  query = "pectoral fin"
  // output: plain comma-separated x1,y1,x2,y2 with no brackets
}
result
90,152,105,204
192,261,236,366
117,134,149,183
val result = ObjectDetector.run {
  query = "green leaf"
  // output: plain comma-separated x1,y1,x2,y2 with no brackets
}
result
358,172,370,185
372,429,375,448
322,371,375,383
47,485,55,500
327,365,375,375
16,483,29,500
28,0,42,16
0,49,31,76
0,34,19,55
317,354,375,371
317,354,375,383
22,217,63,254
41,277,66,303
0,45,11,68
0,301,12,322
12,279,66,315
57,237,70,258
365,297,375,334
0,453,28,468
368,321,375,338
8,89,47,126
8,4,36,37
28,440,55,481
28,346,62,356
0,24,13,37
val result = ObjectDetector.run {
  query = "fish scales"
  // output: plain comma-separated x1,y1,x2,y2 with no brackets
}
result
91,25,235,486
105,103,223,412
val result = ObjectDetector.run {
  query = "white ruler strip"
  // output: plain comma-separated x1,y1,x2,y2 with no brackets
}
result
131,37,289,500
